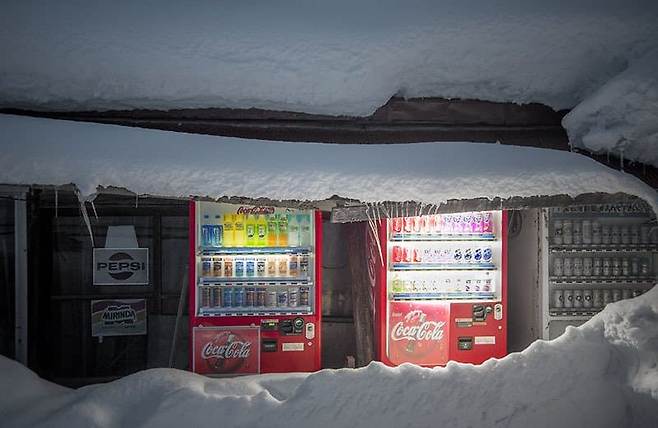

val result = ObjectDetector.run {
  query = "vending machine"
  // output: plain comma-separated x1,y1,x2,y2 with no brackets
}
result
373,211,507,366
189,201,322,376
540,202,658,340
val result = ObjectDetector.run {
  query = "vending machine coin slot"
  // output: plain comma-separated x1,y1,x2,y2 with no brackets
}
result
305,322,316,340
494,303,503,321
279,319,294,335
472,305,486,322
262,339,278,352
458,337,474,351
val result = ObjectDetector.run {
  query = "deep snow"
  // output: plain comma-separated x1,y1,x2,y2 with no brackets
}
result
1,286,657,428
1,114,657,215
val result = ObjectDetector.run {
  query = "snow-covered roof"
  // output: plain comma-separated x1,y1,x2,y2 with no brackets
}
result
1,114,656,214
2,286,657,427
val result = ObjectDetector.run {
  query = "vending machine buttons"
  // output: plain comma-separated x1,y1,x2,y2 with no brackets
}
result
293,317,305,334
305,322,316,340
261,319,279,331
458,337,473,350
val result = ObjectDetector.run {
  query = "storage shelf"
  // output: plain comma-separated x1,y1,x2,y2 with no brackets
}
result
390,232,496,242
200,246,312,255
549,244,658,253
549,276,656,285
200,277,312,285
198,306,312,317
391,292,495,301
392,263,496,271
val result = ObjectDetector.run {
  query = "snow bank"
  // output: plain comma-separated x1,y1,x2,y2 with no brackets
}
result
1,1,657,116
1,114,657,214
563,49,658,167
2,286,657,428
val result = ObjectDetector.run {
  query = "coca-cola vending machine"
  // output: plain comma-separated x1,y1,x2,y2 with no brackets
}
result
189,201,322,376
373,211,507,366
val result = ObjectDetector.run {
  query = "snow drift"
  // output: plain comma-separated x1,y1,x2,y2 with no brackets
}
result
1,286,657,428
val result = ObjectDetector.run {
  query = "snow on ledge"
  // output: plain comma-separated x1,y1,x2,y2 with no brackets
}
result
0,114,656,215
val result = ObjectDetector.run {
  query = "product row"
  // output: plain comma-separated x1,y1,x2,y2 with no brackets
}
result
201,213,312,248
201,255,310,279
551,287,646,309
199,285,311,309
390,212,494,236
551,220,656,246
391,245,494,264
390,276,494,293
552,256,652,277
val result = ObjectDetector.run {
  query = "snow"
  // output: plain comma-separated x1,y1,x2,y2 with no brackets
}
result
1,1,657,117
2,286,657,428
1,114,657,214
563,49,658,167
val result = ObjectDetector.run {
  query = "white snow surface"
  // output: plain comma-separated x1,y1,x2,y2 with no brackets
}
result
1,114,657,213
563,49,658,167
2,286,658,428
1,1,657,117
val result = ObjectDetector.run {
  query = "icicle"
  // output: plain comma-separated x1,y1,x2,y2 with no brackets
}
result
135,193,139,208
91,201,99,220
54,186,58,218
619,148,624,172
365,202,385,267
74,188,95,247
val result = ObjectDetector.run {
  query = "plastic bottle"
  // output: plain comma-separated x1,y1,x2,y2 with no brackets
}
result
267,214,278,247
256,214,268,247
201,214,212,247
234,214,246,247
245,214,257,247
287,214,300,247
277,214,288,247
223,214,234,247
299,214,311,247
213,215,223,247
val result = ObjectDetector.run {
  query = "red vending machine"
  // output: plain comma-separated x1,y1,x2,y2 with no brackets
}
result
189,201,322,376
374,211,507,366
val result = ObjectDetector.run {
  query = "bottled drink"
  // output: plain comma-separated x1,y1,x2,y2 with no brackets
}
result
256,257,266,277
246,257,255,277
256,287,266,306
277,256,289,277
277,214,288,247
299,254,309,276
287,214,300,247
299,286,310,306
266,257,277,277
482,212,493,233
245,287,255,307
256,214,268,247
245,214,257,247
200,286,211,308
212,257,223,277
289,254,299,277
265,289,277,307
288,286,299,307
213,215,223,247
235,258,245,277
202,257,212,276
267,215,278,246
234,214,246,247
201,215,213,247
223,214,235,247
299,214,312,246
211,288,221,308
223,257,234,277
222,287,233,307
277,288,289,307
234,287,245,307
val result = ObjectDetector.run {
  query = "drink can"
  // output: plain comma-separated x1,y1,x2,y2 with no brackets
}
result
202,258,212,276
611,225,621,244
213,257,223,277
621,289,631,300
592,221,602,244
265,289,277,307
234,258,245,277
289,254,299,277
563,257,573,276
611,258,621,277
562,220,573,245
277,256,289,277
602,258,611,276
288,286,299,307
573,289,583,308
593,258,602,276
472,213,483,233
412,216,422,233
267,257,277,276
620,226,630,244
553,257,564,276
482,212,492,233
583,289,593,308
223,257,234,277
200,286,211,308
256,287,266,306
474,248,483,263
222,287,233,307
300,254,309,276
482,247,492,263
413,248,422,263
234,287,245,307
602,289,612,306
573,221,582,245
582,220,592,244
453,248,463,263
392,217,403,233
463,248,473,263
246,258,255,277
552,289,564,308
392,246,402,263
612,289,621,302
277,288,289,307
552,220,563,245
462,213,472,233
621,258,630,276
245,287,255,307
403,217,413,233
630,225,640,244
211,287,221,308
573,257,583,276
631,258,639,275
402,246,412,262
593,289,603,308
601,224,611,244
563,289,574,308
256,258,266,277
583,257,593,276
640,225,651,244
299,286,310,306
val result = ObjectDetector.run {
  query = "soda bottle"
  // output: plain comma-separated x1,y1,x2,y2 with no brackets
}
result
213,215,223,247
234,214,246,247
223,214,234,247
256,214,268,247
299,214,311,246
267,214,278,247
277,214,288,247
201,215,213,247
245,214,256,247
287,214,300,247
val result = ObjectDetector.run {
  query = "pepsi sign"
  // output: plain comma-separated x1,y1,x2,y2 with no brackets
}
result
93,248,149,285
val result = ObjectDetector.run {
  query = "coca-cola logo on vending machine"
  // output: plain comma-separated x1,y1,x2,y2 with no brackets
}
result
387,302,450,366
193,326,260,376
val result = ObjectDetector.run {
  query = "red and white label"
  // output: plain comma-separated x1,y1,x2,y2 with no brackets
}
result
387,301,450,366
193,326,260,376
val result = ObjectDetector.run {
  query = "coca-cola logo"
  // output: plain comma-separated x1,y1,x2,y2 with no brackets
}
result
236,206,276,215
391,310,446,343
200,331,253,373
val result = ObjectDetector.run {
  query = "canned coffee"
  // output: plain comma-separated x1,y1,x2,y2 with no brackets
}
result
277,288,289,307
212,257,223,277
583,257,593,276
265,289,277,307
582,220,592,244
573,257,584,277
563,257,573,276
612,289,622,302
211,287,221,308
593,289,603,308
593,258,602,276
573,221,583,245
601,224,611,245
562,220,573,245
299,286,310,306
602,289,612,306
552,289,564,308
288,286,299,307
573,289,583,308
592,221,602,244
622,289,632,300
620,226,630,245
583,289,593,308
553,257,564,276
564,289,574,308
553,220,564,245
611,225,621,244
223,258,234,277
245,287,255,307
200,286,211,308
